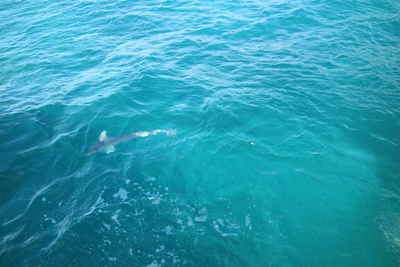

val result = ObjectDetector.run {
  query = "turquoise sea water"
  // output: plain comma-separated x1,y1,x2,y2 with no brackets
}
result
1,0,400,266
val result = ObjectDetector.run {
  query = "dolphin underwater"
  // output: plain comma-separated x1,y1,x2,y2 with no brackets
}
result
85,129,177,156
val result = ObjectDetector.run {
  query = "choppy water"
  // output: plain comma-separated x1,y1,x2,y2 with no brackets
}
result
1,0,400,266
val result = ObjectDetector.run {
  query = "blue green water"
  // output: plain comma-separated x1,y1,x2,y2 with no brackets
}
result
1,0,400,266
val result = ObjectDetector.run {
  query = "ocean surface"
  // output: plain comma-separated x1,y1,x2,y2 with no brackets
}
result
1,0,399,266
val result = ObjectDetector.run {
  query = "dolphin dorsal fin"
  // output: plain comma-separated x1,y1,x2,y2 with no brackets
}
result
99,130,108,142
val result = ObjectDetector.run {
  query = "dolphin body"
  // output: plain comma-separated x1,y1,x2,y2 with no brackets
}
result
85,129,176,156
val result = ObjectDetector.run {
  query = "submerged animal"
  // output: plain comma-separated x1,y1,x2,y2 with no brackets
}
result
85,129,177,155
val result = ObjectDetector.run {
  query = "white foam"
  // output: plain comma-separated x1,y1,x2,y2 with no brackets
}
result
167,252,180,264
213,219,240,237
155,245,164,253
195,210,207,222
147,260,160,267
213,221,221,232
44,217,57,224
125,179,131,184
194,215,207,222
145,176,156,182
112,213,121,226
199,207,207,214
222,233,238,237
187,217,194,227
245,215,252,230
148,196,161,205
163,225,173,235
103,222,111,231
113,188,128,201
